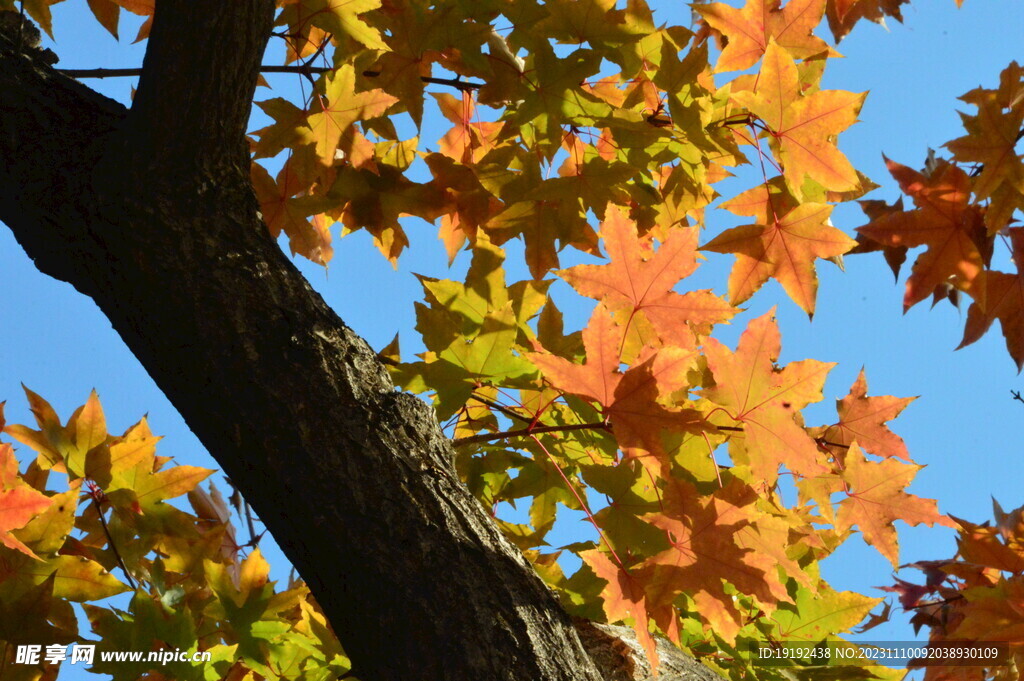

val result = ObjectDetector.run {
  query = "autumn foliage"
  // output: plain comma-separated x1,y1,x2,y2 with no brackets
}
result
1,0,1023,678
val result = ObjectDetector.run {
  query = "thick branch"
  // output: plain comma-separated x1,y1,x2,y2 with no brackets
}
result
0,8,610,681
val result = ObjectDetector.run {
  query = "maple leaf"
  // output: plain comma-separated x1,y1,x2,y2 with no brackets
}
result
13,489,77,558
85,0,121,39
731,42,865,195
330,164,447,263
369,12,491,128
307,66,399,167
951,577,1024,642
251,151,335,265
849,196,909,280
2,387,114,479
696,0,832,73
857,157,987,311
815,368,915,460
702,181,856,314
959,230,1024,371
486,199,596,280
559,205,737,346
281,0,388,51
836,443,953,568
954,516,1024,574
433,92,504,164
0,485,52,559
14,554,131,601
527,305,704,471
0,574,77,647
511,45,612,146
396,245,544,417
770,569,881,640
252,98,315,159
425,154,502,262
703,310,833,483
825,0,910,42
581,549,659,671
639,479,791,640
945,97,1024,204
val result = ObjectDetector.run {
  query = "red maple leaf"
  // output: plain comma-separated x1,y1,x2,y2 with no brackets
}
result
958,228,1024,371
857,157,987,311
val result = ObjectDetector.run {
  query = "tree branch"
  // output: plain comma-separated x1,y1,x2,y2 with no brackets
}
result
0,8,607,681
453,421,611,447
469,392,535,424
58,65,487,92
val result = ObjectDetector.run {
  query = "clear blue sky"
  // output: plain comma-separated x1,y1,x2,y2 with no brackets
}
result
2,1,1022,679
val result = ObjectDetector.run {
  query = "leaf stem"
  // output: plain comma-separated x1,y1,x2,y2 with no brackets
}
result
528,434,625,569
89,486,137,591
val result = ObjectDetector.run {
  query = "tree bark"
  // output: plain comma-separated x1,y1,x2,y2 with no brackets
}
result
0,5,730,680
0,5,609,680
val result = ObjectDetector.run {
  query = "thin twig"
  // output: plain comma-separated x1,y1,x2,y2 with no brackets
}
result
469,393,533,424
243,499,260,548
452,421,609,447
717,422,851,450
92,493,137,590
58,65,487,91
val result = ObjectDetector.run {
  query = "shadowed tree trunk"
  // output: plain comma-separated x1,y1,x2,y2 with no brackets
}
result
0,5,719,680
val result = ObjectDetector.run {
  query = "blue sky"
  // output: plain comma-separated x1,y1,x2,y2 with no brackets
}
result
2,0,1023,678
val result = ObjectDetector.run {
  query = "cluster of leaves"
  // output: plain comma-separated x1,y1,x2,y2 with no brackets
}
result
3,0,1022,677
0,392,351,681
854,61,1024,370
388,209,950,678
886,499,1024,681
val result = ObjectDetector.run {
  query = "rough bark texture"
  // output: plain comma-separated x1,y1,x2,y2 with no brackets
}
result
0,6,721,681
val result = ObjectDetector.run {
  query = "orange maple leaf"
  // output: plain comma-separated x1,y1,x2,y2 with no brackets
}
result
251,151,334,265
836,443,953,568
527,305,704,471
559,205,737,346
857,157,987,311
702,181,856,314
0,485,52,559
959,227,1024,371
703,310,832,483
697,0,831,72
639,478,784,642
816,369,915,460
581,549,660,672
433,92,504,164
731,42,865,194
824,0,910,42
945,72,1024,204
954,516,1024,574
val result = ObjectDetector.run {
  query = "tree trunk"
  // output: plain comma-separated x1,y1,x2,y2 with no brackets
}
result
0,4,607,679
